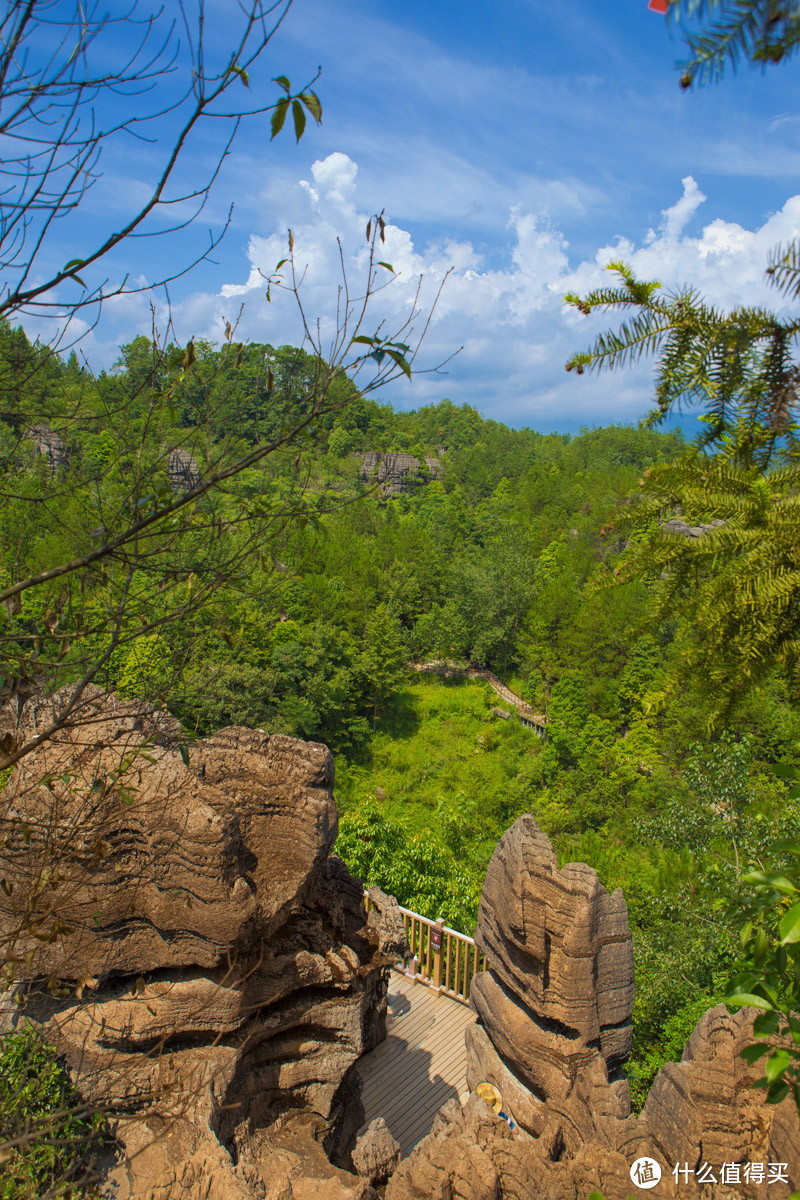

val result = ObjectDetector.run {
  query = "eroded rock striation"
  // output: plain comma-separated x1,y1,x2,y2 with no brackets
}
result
1,688,406,1199
468,813,633,1146
5,707,799,1199
386,815,800,1200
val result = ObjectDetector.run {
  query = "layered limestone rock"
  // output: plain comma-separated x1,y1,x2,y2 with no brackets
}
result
628,1003,800,1185
386,815,799,1200
0,688,406,1199
352,1117,401,1185
385,1094,647,1200
466,814,634,1153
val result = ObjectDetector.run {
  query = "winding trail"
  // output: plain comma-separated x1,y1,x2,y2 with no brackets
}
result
409,661,547,735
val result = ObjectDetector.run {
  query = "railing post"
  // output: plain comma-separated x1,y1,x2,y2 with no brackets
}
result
432,918,445,994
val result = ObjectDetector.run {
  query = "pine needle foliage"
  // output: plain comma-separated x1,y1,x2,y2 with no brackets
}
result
666,1,800,88
565,261,800,470
568,243,800,717
599,452,800,721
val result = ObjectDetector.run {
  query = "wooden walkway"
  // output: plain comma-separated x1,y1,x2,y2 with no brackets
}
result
357,971,476,1157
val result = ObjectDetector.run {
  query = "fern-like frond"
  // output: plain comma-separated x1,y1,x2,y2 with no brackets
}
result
596,449,800,720
669,1,800,87
567,262,800,461
767,240,800,300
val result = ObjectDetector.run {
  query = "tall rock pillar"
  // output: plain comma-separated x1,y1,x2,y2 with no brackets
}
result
465,814,635,1152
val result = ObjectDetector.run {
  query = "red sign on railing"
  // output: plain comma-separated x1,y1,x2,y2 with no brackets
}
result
648,0,669,11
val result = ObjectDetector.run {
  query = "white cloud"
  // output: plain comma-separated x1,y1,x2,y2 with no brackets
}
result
75,157,800,428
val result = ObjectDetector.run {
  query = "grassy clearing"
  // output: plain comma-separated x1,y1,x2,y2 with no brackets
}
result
335,674,541,875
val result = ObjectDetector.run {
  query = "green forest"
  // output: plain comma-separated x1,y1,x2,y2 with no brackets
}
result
3,320,800,1113
8,2,800,1195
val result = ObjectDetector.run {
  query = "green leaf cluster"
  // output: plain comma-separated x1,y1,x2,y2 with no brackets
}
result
0,1026,109,1198
668,1,800,88
726,840,800,1106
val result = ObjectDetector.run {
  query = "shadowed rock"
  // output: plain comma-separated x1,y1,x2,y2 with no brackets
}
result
352,1117,400,1185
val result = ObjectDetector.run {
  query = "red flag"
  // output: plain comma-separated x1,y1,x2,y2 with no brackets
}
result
648,0,669,11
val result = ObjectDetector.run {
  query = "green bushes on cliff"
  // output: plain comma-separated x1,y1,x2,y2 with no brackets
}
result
0,1027,108,1198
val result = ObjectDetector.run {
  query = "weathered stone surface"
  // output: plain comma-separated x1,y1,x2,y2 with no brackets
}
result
662,517,725,540
627,1004,800,1190
2,689,340,979
167,447,201,490
404,816,799,1200
1,688,407,1200
359,450,442,495
6,701,799,1198
471,815,634,1081
465,1020,546,1137
352,1117,400,1184
239,1115,379,1200
366,885,408,962
26,423,68,473
392,1010,800,1199
470,969,596,1104
384,1094,643,1200
384,1096,508,1200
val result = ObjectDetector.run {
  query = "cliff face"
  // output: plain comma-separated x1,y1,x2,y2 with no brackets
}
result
359,451,442,495
0,689,406,1199
385,816,800,1200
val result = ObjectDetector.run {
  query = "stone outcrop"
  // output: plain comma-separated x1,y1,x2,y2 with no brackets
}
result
5,708,799,1199
1,688,406,1199
385,1094,642,1200
360,451,442,495
352,1117,401,1185
662,517,725,540
167,447,201,490
386,816,799,1200
26,423,67,474
628,1003,800,1185
467,814,634,1151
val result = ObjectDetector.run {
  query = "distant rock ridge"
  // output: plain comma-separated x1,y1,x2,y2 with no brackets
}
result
26,423,68,474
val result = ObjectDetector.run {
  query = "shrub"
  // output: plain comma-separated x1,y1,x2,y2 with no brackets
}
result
0,1026,108,1198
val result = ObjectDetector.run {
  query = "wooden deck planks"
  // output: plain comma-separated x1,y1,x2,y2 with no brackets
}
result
356,971,477,1158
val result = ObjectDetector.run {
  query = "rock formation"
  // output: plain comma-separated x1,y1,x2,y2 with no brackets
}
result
352,1117,401,1185
662,517,726,540
359,451,442,496
26,422,68,474
385,816,800,1200
4,709,799,1199
167,447,201,490
0,687,407,1199
468,815,633,1144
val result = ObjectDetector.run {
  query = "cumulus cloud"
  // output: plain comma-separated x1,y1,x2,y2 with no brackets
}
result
154,157,800,428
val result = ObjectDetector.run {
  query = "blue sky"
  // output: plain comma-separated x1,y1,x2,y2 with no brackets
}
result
22,0,800,432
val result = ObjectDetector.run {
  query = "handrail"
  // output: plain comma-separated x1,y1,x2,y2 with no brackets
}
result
364,893,487,1006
